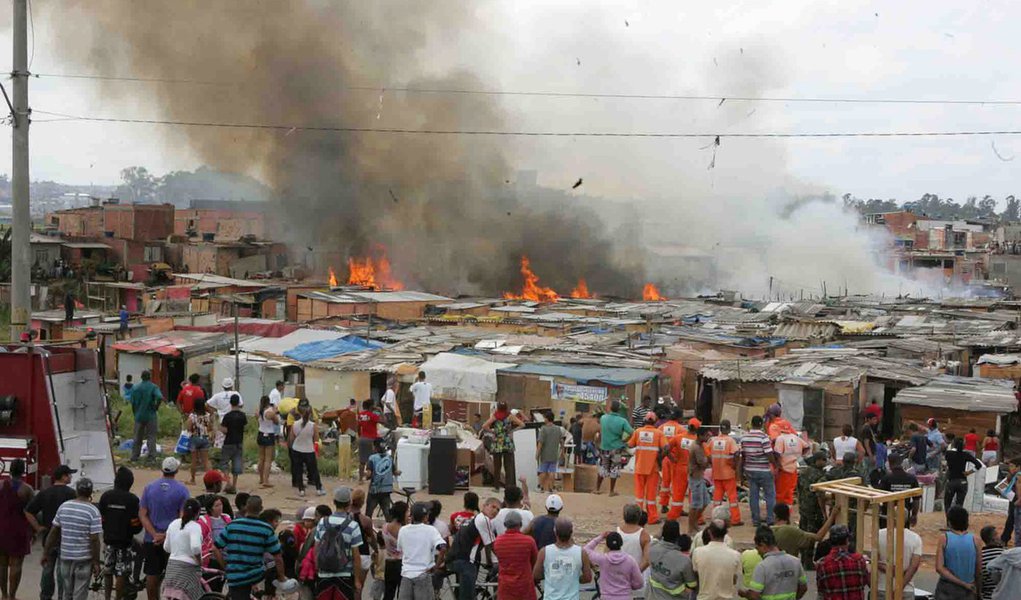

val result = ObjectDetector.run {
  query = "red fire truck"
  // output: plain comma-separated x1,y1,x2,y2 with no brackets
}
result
0,343,116,489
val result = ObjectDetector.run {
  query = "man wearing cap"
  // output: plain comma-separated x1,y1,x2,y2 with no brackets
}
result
207,378,243,433
44,478,102,600
24,464,77,600
314,487,364,598
708,419,743,526
815,524,869,600
493,511,538,600
628,412,668,525
656,409,683,515
195,470,234,518
523,494,563,550
796,451,830,570
139,457,189,600
665,418,700,522
128,370,164,463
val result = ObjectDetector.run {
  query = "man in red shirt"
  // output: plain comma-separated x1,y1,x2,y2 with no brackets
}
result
358,399,381,482
492,511,538,600
176,373,206,425
815,525,869,600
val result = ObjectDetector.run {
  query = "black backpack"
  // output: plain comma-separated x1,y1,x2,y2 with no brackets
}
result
448,514,482,563
316,515,355,573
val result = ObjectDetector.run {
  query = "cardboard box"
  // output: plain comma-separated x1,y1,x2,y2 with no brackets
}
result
720,403,765,430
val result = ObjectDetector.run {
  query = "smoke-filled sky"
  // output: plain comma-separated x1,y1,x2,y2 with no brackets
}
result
0,0,1018,297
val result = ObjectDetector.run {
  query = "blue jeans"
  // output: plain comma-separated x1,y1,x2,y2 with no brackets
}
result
446,559,477,600
746,470,776,526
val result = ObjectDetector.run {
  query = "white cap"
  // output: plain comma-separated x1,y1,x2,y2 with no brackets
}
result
161,456,181,474
222,377,234,389
545,494,564,512
302,507,316,520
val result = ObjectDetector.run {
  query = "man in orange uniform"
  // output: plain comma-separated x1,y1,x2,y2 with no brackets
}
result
774,425,810,505
627,412,667,524
707,419,743,525
657,408,683,514
765,403,793,441
665,417,700,521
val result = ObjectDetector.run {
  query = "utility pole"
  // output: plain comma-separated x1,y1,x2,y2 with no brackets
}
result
9,0,30,341
233,303,240,385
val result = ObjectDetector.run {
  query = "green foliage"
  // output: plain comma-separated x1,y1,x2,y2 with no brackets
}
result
843,191,1021,223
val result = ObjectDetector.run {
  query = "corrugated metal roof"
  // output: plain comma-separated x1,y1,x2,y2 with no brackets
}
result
350,291,453,303
298,291,362,303
112,330,235,357
174,273,267,288
892,376,1018,413
62,242,111,249
957,331,1021,349
498,363,656,385
772,322,837,341
976,354,1021,366
240,328,348,356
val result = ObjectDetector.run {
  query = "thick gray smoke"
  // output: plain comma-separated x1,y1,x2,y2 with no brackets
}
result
42,1,641,297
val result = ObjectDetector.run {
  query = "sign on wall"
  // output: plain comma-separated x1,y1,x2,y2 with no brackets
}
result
553,383,608,404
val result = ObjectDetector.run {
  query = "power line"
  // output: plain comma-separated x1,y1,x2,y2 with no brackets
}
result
30,110,1021,138
30,72,1021,106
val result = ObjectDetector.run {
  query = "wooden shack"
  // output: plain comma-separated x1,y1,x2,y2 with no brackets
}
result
892,376,1018,441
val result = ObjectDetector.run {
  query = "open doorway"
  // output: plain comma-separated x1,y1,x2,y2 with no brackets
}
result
370,372,388,404
166,358,185,401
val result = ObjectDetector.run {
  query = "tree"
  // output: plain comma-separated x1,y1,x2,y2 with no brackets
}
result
119,166,157,203
1003,195,1021,222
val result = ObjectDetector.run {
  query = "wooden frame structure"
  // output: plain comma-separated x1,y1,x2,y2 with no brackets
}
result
811,477,923,600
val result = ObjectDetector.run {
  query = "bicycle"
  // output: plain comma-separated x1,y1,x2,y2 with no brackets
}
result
369,485,418,522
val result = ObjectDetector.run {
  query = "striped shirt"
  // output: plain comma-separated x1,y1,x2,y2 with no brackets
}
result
631,406,650,428
52,499,102,561
981,546,1005,600
314,512,364,578
739,429,774,473
215,517,282,586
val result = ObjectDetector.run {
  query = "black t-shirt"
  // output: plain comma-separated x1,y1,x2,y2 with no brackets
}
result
221,410,247,445
98,488,141,547
909,433,929,465
945,449,984,480
878,469,920,518
859,425,879,455
25,484,76,528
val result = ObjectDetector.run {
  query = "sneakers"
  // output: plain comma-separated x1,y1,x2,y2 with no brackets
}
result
299,489,306,497
316,488,326,496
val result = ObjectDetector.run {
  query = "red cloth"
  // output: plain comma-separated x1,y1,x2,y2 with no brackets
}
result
493,409,510,422
864,403,882,422
294,522,310,549
964,433,979,452
176,384,205,414
0,480,30,557
449,510,474,534
357,411,381,439
815,548,870,600
985,437,1000,451
492,530,538,600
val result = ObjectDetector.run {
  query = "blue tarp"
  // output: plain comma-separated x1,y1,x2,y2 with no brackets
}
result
283,335,383,362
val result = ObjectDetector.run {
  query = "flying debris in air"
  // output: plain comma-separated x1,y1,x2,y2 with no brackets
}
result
506,212,512,216
718,98,726,107
388,188,399,203
505,179,510,184
625,19,629,27
576,58,581,66
572,178,583,189
713,57,718,66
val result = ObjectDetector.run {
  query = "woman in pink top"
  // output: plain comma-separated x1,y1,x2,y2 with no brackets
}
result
583,531,644,600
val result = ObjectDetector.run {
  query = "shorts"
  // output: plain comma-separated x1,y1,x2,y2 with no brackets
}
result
257,432,277,447
221,443,243,475
689,476,710,510
599,448,626,479
104,545,135,578
190,435,210,451
359,437,375,467
539,461,558,473
142,541,169,577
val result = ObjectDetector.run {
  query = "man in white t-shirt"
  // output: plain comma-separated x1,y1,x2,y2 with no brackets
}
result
409,372,432,426
268,380,284,407
877,516,923,599
397,502,447,600
381,378,398,427
207,377,244,419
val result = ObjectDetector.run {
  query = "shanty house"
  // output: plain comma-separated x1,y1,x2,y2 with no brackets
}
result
892,376,1018,444
418,352,516,423
296,290,453,322
496,363,658,419
975,354,1021,380
112,330,239,398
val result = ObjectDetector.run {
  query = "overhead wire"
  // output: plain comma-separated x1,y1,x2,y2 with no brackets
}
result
29,72,1021,106
29,110,1021,138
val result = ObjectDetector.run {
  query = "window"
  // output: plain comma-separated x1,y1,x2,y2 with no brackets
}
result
143,246,163,262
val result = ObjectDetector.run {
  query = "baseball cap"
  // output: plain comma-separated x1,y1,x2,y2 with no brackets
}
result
203,470,225,486
75,477,94,495
545,494,564,512
333,486,353,504
53,465,78,479
222,377,234,389
162,456,181,474
302,507,317,520
687,418,702,429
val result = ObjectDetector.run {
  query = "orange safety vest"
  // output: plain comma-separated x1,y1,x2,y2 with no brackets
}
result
659,420,682,447
767,417,794,440
628,426,666,475
669,431,696,468
708,434,739,480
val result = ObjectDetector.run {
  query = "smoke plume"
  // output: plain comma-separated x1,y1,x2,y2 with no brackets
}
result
42,0,641,296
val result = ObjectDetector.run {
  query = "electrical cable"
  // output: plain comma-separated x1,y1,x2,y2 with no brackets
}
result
30,110,1021,138
30,72,1021,106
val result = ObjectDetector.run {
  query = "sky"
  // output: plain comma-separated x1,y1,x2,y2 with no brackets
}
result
0,0,1019,205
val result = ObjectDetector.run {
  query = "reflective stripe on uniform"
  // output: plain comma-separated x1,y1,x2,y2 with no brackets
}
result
636,445,661,452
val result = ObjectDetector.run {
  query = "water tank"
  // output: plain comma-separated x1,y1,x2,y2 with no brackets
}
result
394,437,429,491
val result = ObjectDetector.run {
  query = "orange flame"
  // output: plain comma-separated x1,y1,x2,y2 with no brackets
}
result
347,248,404,290
328,267,338,287
504,256,560,303
643,282,666,301
570,278,593,299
